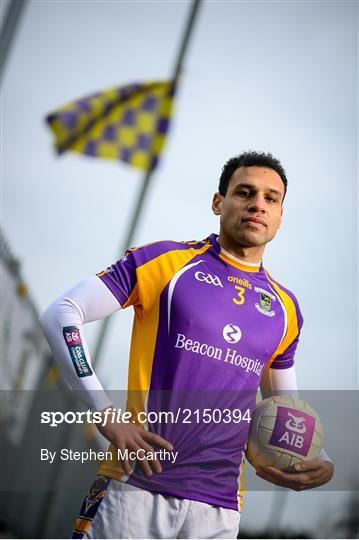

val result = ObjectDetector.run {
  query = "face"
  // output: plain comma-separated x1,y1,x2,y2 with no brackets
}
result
212,166,284,250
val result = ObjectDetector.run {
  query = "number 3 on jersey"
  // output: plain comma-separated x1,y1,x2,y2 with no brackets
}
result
233,285,246,305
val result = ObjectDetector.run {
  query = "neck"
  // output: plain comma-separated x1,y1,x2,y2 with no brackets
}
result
218,232,265,264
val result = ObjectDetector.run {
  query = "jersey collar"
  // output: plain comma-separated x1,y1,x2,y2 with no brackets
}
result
206,233,262,273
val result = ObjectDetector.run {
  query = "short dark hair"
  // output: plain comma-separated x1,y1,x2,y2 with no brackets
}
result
218,151,288,201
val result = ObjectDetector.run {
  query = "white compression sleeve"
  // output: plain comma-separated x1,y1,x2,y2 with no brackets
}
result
260,364,299,399
260,365,332,463
39,275,121,411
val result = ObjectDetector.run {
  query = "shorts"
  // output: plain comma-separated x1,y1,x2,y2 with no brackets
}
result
72,475,241,539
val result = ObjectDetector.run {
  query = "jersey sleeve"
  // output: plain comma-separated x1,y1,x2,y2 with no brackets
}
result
266,278,304,370
270,330,302,369
97,249,140,309
96,239,211,316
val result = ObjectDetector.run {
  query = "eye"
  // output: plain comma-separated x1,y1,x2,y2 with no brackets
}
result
238,190,251,198
266,195,277,203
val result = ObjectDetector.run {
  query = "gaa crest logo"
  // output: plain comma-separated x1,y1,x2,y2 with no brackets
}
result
195,271,223,288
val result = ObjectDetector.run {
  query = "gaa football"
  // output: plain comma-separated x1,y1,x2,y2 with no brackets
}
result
245,395,324,470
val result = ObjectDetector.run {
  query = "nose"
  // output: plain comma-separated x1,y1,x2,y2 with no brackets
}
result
248,193,266,213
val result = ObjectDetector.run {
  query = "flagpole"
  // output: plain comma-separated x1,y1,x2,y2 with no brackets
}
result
0,0,27,84
92,0,202,369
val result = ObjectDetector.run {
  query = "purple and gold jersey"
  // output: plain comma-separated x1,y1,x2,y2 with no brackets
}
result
96,233,303,510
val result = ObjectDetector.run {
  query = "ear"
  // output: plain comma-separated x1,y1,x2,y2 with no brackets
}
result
212,192,223,216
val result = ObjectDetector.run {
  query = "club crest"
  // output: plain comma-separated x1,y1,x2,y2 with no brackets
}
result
254,287,276,317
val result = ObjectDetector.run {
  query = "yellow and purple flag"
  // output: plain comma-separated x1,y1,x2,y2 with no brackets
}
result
46,80,176,171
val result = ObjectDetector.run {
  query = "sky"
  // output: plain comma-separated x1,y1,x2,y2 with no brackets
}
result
1,0,358,535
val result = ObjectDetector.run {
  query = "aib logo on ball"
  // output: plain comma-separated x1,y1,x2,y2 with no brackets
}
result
269,406,316,457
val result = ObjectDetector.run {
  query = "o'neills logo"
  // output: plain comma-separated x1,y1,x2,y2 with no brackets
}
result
174,333,264,376
227,276,252,289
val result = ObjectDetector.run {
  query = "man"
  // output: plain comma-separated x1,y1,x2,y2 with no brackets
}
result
40,151,334,539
